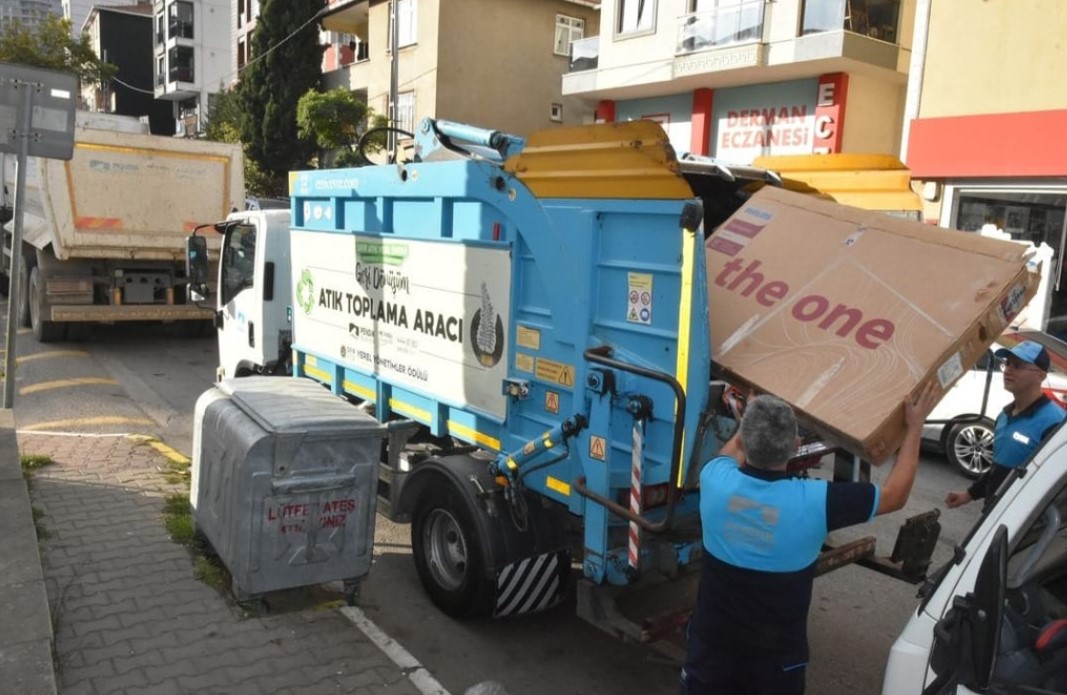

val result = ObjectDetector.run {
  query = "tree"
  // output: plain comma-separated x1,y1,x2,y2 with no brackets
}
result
295,88,385,168
205,88,282,197
0,15,116,87
238,0,325,181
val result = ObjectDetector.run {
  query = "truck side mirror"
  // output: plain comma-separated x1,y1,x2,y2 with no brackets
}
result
186,234,210,302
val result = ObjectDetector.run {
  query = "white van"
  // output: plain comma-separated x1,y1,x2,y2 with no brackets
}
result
882,421,1067,694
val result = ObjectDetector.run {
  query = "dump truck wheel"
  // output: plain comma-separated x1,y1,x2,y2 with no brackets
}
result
29,266,64,343
946,418,995,479
411,483,494,618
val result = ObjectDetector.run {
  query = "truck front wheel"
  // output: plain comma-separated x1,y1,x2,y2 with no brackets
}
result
29,267,64,343
411,484,494,618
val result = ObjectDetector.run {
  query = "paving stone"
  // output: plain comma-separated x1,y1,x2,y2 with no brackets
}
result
24,434,419,695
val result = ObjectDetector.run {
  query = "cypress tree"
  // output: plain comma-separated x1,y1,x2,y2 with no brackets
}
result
238,0,325,181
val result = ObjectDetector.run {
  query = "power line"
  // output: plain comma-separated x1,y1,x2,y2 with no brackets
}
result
223,4,328,85
110,76,155,96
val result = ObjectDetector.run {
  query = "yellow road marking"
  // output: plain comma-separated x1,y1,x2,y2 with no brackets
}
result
20,377,118,395
16,350,90,364
20,416,155,431
126,434,190,465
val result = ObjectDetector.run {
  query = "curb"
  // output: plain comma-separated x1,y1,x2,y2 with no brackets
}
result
0,409,58,695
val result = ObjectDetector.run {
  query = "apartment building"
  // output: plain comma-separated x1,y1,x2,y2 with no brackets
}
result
563,0,914,166
153,0,232,136
80,3,172,133
0,0,60,30
320,0,602,139
65,0,126,35
903,0,1067,330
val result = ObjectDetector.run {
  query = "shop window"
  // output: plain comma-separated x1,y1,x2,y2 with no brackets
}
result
617,0,655,36
802,0,900,44
555,15,585,56
951,189,1067,329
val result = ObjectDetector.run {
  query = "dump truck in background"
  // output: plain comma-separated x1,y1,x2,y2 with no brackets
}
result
1,111,243,342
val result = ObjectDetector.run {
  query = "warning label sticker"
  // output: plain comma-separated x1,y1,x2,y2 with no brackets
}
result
589,435,607,461
536,357,575,388
627,272,652,325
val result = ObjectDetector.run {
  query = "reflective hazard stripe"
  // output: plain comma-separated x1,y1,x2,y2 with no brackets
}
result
493,552,565,617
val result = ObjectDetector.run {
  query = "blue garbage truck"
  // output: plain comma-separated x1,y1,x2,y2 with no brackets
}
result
191,118,938,643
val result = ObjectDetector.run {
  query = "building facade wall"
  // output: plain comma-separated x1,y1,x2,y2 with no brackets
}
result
918,0,1067,118
436,0,600,134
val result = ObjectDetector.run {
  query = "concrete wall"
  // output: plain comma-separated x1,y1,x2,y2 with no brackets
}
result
920,0,1067,118
436,0,600,134
841,71,904,154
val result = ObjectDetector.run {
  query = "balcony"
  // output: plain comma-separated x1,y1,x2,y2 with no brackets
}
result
169,20,193,40
169,66,194,83
323,56,371,92
802,0,901,44
676,0,765,55
568,36,599,73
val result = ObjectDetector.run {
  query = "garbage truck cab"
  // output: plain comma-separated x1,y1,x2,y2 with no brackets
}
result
882,422,1067,694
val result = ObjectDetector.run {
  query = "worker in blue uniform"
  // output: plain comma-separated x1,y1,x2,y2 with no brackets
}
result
945,340,1066,511
680,384,938,695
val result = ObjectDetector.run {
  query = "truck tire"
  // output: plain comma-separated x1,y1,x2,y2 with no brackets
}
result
945,418,995,479
411,482,495,618
29,266,65,343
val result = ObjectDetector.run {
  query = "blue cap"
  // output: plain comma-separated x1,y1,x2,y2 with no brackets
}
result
994,340,1050,371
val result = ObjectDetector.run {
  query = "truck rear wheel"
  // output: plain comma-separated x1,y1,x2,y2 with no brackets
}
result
411,483,494,618
29,266,65,342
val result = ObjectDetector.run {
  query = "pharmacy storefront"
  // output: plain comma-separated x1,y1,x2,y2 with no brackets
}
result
613,76,847,164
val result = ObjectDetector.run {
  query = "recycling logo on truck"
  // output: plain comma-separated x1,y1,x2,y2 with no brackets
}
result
295,268,315,315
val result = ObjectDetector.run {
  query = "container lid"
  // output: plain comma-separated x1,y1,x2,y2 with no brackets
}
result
218,376,384,436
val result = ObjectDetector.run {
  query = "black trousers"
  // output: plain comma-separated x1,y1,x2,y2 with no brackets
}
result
680,633,806,695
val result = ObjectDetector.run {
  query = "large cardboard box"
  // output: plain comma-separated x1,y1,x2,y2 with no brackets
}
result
707,187,1038,463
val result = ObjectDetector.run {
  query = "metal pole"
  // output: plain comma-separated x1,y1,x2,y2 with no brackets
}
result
3,81,34,408
388,0,400,160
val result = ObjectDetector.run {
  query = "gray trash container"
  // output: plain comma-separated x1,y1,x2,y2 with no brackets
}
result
191,376,386,601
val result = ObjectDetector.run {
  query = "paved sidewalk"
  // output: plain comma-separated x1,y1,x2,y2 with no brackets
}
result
21,432,425,695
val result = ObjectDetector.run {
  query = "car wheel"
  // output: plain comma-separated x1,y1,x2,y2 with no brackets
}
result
945,418,995,479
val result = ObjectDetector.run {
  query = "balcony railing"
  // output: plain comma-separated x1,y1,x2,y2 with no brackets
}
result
676,0,765,55
801,0,901,44
169,20,193,40
568,36,599,72
169,66,194,83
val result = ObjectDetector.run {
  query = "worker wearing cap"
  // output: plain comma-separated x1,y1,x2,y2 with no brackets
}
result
680,386,937,695
945,340,1066,511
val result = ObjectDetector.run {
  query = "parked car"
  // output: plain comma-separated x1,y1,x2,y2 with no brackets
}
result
924,329,1067,478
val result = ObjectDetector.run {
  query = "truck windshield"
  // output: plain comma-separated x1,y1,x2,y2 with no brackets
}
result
221,222,256,305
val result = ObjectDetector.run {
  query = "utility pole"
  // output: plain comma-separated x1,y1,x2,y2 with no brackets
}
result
388,0,399,161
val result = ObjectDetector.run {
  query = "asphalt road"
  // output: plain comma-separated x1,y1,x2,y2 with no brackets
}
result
5,319,985,695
